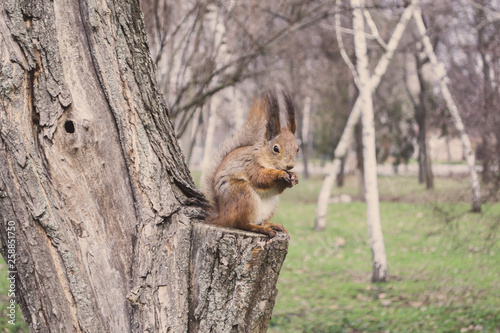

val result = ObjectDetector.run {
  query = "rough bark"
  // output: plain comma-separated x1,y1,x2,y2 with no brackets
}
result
0,0,288,331
189,224,288,333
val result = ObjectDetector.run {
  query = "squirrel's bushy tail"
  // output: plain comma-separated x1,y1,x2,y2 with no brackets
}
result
200,92,278,207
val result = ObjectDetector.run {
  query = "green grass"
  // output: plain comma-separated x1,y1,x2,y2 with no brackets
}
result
1,172,499,332
0,260,28,332
269,175,500,333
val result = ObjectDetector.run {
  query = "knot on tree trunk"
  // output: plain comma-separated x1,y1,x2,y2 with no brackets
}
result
189,223,289,333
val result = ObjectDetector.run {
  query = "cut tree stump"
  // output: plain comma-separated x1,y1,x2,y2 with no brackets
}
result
189,223,289,333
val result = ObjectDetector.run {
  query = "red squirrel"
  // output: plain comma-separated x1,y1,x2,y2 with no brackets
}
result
201,91,299,237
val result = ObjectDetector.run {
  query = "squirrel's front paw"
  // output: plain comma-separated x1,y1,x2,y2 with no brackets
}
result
281,171,299,188
281,171,292,187
287,171,299,187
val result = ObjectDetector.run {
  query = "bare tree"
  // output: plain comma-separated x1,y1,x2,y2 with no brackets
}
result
413,3,482,212
404,47,435,189
314,0,416,231
351,0,388,282
141,0,333,138
471,1,500,190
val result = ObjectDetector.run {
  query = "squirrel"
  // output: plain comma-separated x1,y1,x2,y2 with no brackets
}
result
201,91,299,238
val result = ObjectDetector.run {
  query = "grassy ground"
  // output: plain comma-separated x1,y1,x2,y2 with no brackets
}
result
269,175,500,333
0,173,498,332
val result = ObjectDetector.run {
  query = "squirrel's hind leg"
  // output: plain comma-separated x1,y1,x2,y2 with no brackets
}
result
237,223,278,238
264,222,289,237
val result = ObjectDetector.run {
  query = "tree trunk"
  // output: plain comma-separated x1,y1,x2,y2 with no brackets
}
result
200,3,231,172
230,87,246,133
190,224,288,332
336,155,346,188
186,108,202,166
201,99,218,171
0,1,288,331
413,5,481,212
417,57,434,189
416,111,434,189
415,56,434,189
355,121,366,200
314,0,416,230
301,96,312,179
351,0,388,282
475,3,498,185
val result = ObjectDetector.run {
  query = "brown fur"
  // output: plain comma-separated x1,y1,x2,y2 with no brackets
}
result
202,91,299,237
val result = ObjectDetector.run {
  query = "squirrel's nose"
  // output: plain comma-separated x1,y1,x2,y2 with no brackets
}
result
286,164,294,171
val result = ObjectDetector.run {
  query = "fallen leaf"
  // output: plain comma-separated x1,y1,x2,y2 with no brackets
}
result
380,299,392,307
357,294,371,302
409,301,423,308
336,237,346,247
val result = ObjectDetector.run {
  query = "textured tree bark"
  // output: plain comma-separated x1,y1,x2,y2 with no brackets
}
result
189,224,288,333
0,0,288,331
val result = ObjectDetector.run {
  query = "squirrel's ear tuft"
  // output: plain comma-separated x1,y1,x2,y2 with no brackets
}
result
282,91,297,134
264,91,281,140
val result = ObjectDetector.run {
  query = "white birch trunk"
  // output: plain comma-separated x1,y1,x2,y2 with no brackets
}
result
351,0,387,282
186,108,202,166
201,100,218,171
301,96,312,178
413,6,482,212
314,1,416,230
201,3,227,171
231,87,246,132
302,96,312,146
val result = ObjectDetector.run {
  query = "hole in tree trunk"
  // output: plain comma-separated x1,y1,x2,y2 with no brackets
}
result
64,120,75,133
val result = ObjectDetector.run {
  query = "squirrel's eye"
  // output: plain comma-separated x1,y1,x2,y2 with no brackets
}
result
273,145,280,153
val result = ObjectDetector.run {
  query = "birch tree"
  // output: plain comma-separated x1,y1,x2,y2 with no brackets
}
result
413,5,482,212
315,0,416,231
200,3,235,172
301,96,313,179
351,0,387,282
201,99,219,171
0,0,288,331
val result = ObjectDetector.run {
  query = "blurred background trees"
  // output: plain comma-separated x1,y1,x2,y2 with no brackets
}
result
138,0,500,212
138,0,500,280
139,0,499,195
